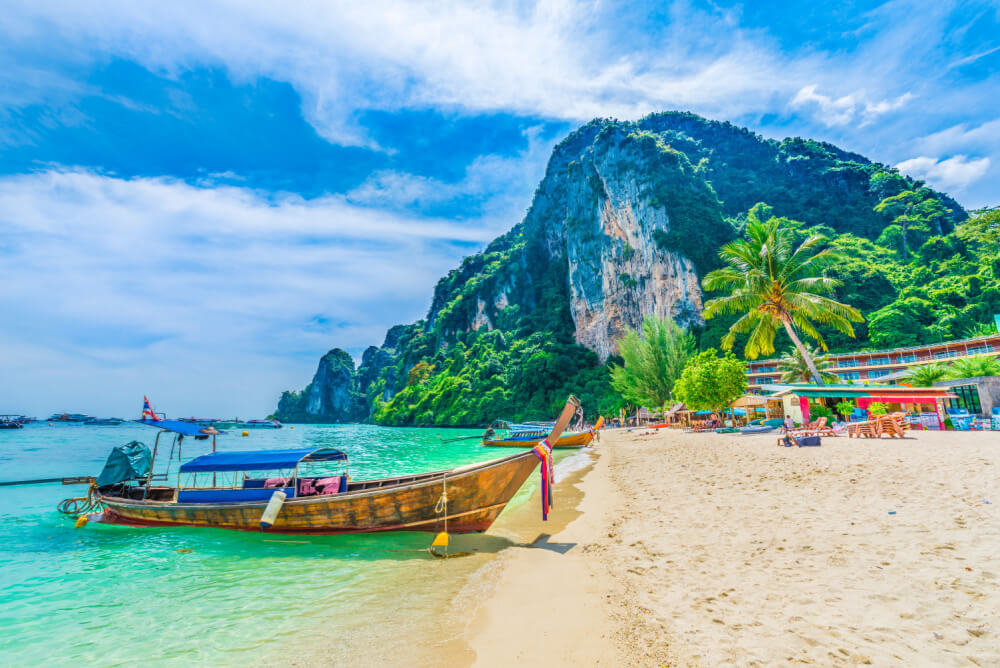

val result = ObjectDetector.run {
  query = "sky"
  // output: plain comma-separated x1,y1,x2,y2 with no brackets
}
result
1,0,998,418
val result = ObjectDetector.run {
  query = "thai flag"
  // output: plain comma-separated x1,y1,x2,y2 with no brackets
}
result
141,396,160,421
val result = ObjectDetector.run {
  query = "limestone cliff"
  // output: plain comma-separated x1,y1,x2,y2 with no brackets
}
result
275,349,366,423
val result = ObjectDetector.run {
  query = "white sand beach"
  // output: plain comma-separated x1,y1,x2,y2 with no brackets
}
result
462,429,1000,666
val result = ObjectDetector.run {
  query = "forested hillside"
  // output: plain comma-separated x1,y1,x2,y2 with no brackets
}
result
276,112,996,426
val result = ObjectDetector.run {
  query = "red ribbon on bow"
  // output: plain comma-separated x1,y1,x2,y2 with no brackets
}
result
532,438,554,520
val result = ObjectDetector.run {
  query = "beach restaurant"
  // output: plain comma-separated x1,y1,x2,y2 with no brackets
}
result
730,394,785,421
762,384,957,428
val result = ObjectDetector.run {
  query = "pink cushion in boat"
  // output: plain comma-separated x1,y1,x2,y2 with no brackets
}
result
316,476,343,494
264,477,288,488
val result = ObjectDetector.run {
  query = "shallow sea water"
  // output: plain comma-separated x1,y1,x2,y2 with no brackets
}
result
0,423,576,666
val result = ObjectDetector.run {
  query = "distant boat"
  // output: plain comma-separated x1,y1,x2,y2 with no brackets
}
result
243,419,282,429
0,415,24,430
178,417,222,427
85,417,125,426
216,418,283,429
482,419,593,448
47,413,93,423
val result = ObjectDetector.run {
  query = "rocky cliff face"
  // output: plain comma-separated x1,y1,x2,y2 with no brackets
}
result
277,111,965,424
275,348,366,423
528,124,726,359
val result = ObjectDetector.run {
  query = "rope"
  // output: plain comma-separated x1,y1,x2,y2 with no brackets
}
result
431,475,449,556
57,483,103,516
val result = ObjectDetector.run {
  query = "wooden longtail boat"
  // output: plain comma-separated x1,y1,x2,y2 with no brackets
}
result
93,449,540,534
482,419,594,448
78,397,581,535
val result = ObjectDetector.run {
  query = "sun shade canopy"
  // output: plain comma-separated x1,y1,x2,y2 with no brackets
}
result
179,447,348,473
135,419,222,437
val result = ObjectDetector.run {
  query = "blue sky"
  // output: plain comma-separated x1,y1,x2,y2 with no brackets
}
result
1,0,998,417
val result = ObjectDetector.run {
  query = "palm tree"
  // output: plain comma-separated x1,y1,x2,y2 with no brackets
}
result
946,354,1000,380
903,361,950,386
702,217,863,385
777,345,838,383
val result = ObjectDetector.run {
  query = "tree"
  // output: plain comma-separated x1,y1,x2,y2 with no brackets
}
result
672,349,748,416
965,322,998,338
609,315,695,408
702,215,863,385
778,344,838,383
868,402,890,415
874,190,948,256
946,354,1000,380
956,206,1000,253
903,362,950,386
835,399,855,421
406,361,436,386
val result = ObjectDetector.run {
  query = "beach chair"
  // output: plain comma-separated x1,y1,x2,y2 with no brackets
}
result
777,417,834,445
847,420,877,438
876,415,904,438
810,417,836,436
796,417,835,437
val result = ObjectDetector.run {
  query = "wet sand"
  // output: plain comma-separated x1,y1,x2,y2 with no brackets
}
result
462,429,1000,666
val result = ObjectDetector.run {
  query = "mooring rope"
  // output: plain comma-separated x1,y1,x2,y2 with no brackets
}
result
57,483,102,516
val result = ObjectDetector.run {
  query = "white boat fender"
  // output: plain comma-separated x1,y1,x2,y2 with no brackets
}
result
259,490,286,531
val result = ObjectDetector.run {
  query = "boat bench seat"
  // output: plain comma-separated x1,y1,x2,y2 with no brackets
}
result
298,476,346,496
178,487,295,503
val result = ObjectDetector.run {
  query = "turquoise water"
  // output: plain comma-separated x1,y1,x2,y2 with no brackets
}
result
0,423,545,666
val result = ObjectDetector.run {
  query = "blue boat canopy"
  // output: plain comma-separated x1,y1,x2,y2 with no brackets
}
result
135,419,223,437
179,447,348,473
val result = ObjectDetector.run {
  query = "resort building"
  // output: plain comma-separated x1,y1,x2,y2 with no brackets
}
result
745,333,1000,417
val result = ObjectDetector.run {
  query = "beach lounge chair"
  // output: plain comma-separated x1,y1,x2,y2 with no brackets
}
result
877,413,910,438
846,420,877,438
777,417,835,445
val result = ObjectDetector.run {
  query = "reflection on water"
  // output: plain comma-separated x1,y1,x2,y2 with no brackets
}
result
0,423,566,666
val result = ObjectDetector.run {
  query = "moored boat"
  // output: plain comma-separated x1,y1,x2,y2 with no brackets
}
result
215,418,282,429
0,415,25,430
482,419,594,448
178,417,222,427
48,413,94,423
85,417,125,426
69,396,581,535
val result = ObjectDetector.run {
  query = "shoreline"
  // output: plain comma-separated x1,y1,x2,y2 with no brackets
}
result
457,428,999,666
458,447,620,666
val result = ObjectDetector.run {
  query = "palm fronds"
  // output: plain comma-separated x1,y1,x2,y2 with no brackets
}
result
702,216,863,384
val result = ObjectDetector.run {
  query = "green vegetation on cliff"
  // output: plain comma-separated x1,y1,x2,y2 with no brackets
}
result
276,111,992,426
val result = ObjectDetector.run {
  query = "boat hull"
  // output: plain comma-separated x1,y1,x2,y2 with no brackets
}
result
94,451,539,535
483,430,593,448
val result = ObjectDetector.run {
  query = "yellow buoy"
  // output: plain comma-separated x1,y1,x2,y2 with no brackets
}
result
75,516,88,529
431,531,450,547
241,430,249,437
289,426,294,429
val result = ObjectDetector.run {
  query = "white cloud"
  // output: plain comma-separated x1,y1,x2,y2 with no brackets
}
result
0,0,825,145
790,85,858,126
915,118,1000,155
0,170,508,417
347,124,554,218
895,154,991,192
790,85,913,127
947,44,1000,70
